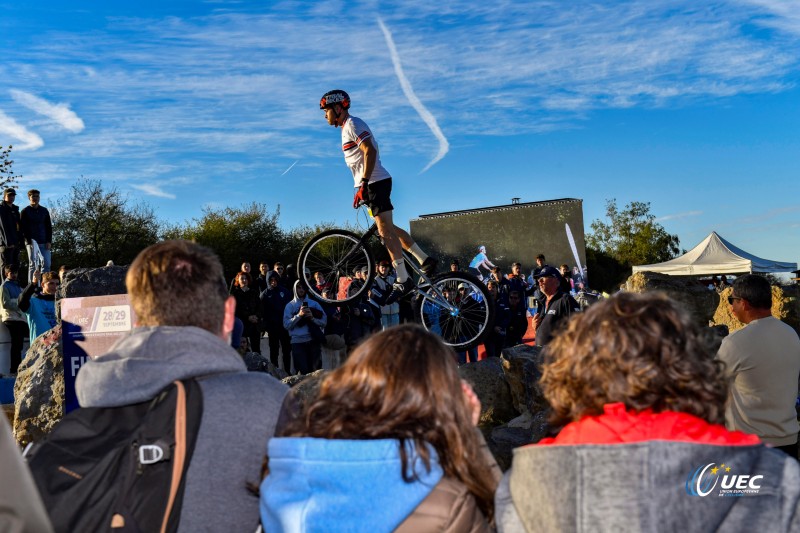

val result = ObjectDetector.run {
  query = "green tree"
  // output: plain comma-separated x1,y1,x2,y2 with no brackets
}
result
52,179,161,268
0,145,22,190
586,199,680,290
164,203,287,280
587,199,680,266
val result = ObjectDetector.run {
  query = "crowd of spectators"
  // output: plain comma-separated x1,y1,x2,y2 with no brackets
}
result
7,239,799,532
226,248,585,375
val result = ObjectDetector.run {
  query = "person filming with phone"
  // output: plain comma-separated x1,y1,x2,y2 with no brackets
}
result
283,280,326,375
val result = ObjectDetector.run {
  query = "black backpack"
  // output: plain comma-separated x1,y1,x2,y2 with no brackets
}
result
27,379,204,533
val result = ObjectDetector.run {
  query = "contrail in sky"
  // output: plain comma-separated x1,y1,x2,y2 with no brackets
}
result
280,160,299,176
378,18,449,173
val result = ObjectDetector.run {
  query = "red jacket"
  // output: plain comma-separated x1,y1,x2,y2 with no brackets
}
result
536,402,761,447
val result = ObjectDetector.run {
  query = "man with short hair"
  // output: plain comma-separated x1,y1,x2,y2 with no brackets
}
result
74,240,288,531
507,262,530,296
255,261,270,293
261,270,293,372
559,264,573,293
717,274,800,457
506,290,529,347
0,188,21,276
532,265,580,347
484,280,509,358
20,189,52,282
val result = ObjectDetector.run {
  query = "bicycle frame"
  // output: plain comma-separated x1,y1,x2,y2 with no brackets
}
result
342,222,455,313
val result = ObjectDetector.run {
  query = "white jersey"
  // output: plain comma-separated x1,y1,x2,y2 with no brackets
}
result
341,116,392,186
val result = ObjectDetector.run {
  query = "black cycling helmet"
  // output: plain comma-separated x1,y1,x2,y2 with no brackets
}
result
320,90,350,110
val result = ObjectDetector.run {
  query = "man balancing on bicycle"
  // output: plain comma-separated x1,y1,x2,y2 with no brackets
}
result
320,89,436,303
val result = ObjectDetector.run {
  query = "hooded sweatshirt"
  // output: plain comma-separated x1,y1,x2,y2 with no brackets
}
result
75,326,288,533
261,437,444,532
496,403,800,533
283,280,326,344
261,270,292,328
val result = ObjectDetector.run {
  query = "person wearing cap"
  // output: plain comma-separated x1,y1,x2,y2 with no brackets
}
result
374,260,399,330
347,265,367,300
532,265,580,347
0,188,21,277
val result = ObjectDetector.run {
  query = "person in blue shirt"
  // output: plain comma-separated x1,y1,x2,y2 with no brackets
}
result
18,270,58,347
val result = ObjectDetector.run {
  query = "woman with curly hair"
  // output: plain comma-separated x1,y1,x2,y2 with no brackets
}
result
261,324,500,532
496,292,800,533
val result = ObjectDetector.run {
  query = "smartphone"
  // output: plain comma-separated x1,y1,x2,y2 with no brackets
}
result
301,301,308,308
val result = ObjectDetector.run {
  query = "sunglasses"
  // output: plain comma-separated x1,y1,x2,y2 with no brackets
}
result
727,296,743,305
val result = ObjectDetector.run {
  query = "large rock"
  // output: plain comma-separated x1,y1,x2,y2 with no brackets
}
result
281,369,327,411
242,351,289,381
13,265,129,445
13,325,64,446
458,357,517,427
488,410,552,471
58,265,129,299
500,344,546,415
625,271,719,326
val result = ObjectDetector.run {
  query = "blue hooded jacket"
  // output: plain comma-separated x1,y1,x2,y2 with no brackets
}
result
283,280,326,344
261,437,444,532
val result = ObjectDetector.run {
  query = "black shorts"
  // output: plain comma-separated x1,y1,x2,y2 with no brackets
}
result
367,178,393,216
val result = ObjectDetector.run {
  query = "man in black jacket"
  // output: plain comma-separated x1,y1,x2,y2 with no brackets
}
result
261,270,293,372
20,189,52,283
533,266,580,347
0,188,21,276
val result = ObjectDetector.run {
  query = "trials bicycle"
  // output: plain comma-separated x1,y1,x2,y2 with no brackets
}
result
296,217,495,351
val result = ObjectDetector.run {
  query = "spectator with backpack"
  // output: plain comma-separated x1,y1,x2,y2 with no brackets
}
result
27,240,288,533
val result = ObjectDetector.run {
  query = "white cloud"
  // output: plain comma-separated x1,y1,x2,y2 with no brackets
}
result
280,160,299,176
0,110,44,150
9,90,85,133
6,0,800,188
131,183,177,199
656,210,703,222
378,18,449,172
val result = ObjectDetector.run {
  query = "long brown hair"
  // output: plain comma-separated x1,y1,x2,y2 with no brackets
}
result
542,291,728,426
279,324,497,520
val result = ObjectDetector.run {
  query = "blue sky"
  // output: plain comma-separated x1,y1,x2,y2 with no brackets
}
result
2,0,799,274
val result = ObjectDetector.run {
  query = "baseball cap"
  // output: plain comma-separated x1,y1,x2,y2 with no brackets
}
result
534,265,561,279
378,260,391,267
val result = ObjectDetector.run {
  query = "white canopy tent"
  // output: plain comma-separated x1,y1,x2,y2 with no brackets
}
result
632,231,797,275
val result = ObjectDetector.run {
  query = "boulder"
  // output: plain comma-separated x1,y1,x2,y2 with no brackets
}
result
13,326,64,446
58,265,129,300
487,410,552,471
282,369,328,411
625,271,719,326
500,344,546,415
458,357,517,427
242,351,289,381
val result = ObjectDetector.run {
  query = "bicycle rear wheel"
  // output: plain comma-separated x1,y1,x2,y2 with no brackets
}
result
297,229,375,304
412,272,494,351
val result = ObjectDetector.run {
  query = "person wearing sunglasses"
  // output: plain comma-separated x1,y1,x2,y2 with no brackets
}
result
718,274,800,458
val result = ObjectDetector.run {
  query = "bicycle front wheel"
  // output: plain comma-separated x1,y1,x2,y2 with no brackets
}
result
297,229,375,304
412,272,494,351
